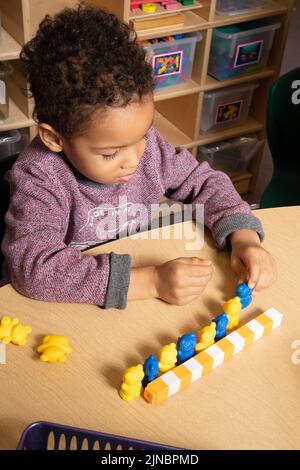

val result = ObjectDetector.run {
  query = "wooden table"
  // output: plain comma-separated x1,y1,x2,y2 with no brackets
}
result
0,206,300,450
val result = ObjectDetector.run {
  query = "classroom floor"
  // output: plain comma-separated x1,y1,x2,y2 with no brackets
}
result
247,0,300,206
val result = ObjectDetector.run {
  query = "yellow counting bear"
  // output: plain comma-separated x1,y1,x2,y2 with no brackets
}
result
37,335,72,363
0,317,19,344
0,316,32,346
119,364,144,401
195,322,216,352
158,343,177,373
11,324,32,346
223,297,242,330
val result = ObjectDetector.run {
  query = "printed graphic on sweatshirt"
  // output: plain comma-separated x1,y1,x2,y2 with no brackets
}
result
69,198,150,250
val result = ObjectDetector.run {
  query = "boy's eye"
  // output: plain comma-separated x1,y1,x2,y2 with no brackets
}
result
101,151,119,160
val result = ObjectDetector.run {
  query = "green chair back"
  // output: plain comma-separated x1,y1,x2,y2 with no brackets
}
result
260,67,300,208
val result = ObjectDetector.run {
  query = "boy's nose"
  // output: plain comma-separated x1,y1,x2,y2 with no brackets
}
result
121,152,140,170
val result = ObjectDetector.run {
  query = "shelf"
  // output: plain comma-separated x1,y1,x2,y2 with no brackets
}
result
154,79,201,102
137,10,207,39
230,170,253,194
0,29,22,61
201,68,275,91
196,117,264,146
154,110,193,148
153,114,264,150
130,1,203,20
211,0,289,27
0,98,35,131
225,169,252,181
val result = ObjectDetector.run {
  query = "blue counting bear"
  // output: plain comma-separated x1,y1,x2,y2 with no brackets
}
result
142,354,159,388
236,282,253,309
176,332,197,364
212,313,229,340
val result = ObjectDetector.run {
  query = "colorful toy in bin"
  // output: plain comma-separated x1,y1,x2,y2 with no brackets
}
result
37,335,72,363
200,81,259,132
208,19,280,81
0,316,32,346
130,1,195,13
141,3,157,13
164,1,180,10
143,32,201,89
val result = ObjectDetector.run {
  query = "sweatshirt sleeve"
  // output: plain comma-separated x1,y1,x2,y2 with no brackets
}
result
1,162,131,308
149,128,264,249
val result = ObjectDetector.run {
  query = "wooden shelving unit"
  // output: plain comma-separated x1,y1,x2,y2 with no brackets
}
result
154,110,193,147
0,0,295,196
0,0,80,139
0,29,22,60
136,10,208,39
91,0,293,196
0,98,35,131
197,117,264,145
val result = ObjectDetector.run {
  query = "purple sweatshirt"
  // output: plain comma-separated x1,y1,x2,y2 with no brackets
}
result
1,126,264,309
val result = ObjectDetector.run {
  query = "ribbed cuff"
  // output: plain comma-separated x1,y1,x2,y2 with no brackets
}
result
212,213,265,250
104,252,132,309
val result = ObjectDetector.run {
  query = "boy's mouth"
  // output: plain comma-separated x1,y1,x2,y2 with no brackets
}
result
118,171,135,182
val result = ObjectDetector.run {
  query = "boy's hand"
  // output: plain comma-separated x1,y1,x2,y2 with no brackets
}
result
230,229,277,295
153,257,214,306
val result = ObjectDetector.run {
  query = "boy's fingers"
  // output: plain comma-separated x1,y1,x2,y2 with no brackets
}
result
177,257,212,266
248,262,260,290
231,257,246,283
183,286,208,295
185,273,213,286
187,264,214,277
179,295,201,305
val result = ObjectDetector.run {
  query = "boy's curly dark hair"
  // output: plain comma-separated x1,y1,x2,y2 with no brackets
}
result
20,4,154,137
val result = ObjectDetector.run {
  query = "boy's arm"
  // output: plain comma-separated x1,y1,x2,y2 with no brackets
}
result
149,128,264,249
1,163,131,308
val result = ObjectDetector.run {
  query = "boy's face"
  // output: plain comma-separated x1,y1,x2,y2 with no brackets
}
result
61,94,154,185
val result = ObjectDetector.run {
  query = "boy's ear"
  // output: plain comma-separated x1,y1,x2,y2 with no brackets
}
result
38,124,64,153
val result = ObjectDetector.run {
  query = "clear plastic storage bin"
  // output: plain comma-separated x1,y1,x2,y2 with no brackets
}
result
143,32,202,89
197,134,264,172
216,0,272,16
208,19,280,80
200,81,258,132
0,129,21,159
0,61,13,120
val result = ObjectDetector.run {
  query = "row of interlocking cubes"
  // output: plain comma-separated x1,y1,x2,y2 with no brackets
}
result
144,307,283,404
120,283,254,401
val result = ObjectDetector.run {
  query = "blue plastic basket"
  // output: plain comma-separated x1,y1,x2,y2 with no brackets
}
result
17,422,178,450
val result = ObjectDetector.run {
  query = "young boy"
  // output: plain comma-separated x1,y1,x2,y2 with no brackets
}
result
1,5,276,309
